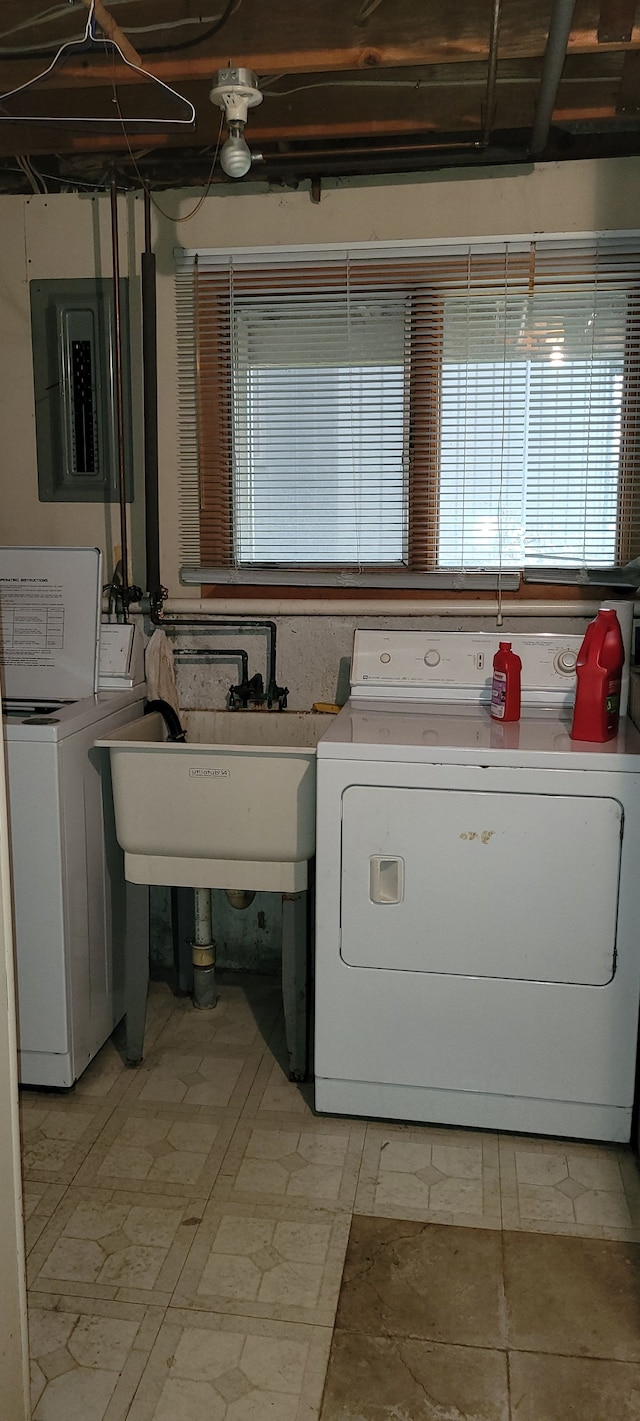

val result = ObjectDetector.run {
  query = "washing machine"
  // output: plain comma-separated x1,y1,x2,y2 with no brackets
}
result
314,626,640,1142
0,547,145,1087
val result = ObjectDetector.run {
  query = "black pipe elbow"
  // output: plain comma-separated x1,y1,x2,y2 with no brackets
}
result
145,699,186,742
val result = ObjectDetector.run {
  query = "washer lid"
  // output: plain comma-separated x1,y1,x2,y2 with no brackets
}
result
0,547,102,703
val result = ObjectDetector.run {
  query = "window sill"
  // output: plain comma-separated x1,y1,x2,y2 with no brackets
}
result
180,567,521,592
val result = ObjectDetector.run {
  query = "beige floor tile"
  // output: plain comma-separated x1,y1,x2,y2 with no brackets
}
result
212,1117,366,1213
241,1054,315,1121
74,1106,238,1199
320,1332,509,1421
28,1186,205,1307
28,1292,165,1421
174,1199,350,1326
120,1046,261,1115
19,977,640,1421
509,1350,640,1419
70,1039,134,1106
155,979,282,1059
23,1183,68,1255
355,1124,502,1227
126,1308,331,1421
142,982,180,1049
20,1096,115,1186
499,1135,640,1240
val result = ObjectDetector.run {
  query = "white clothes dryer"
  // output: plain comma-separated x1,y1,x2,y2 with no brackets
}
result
314,627,640,1142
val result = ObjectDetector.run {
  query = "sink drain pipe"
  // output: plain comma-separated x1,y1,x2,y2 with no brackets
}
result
193,888,216,1009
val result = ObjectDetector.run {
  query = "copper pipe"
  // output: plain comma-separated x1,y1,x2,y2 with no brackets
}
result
262,138,484,162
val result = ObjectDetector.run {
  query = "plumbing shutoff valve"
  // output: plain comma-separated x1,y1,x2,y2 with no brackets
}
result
209,67,263,178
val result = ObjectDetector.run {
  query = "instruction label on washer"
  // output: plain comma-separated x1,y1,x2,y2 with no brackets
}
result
0,580,65,667
0,547,101,702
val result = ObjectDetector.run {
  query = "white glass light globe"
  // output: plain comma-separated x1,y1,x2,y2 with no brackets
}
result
220,132,252,178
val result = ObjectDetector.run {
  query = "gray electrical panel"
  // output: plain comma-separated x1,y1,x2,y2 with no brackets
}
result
30,278,133,503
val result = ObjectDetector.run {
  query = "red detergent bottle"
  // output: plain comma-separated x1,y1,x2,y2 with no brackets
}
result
570,608,625,743
490,641,522,722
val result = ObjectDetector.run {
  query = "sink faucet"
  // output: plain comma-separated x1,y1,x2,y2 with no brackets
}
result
229,671,289,710
229,672,265,709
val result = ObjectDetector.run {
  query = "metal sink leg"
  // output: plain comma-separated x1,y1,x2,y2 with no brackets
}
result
281,889,309,1081
124,882,150,1066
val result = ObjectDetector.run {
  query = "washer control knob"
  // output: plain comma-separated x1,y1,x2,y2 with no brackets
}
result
424,649,441,667
554,650,577,674
380,652,391,664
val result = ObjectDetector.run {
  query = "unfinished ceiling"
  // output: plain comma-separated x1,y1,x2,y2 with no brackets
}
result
0,0,639,193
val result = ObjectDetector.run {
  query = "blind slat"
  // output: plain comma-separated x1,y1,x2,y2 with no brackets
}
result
177,236,640,577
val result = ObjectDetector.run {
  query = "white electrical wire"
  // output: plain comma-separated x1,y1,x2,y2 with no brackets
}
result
259,74,615,96
0,2,243,53
3,163,128,190
0,1,196,128
356,0,386,19
0,6,76,41
15,155,42,193
112,73,226,223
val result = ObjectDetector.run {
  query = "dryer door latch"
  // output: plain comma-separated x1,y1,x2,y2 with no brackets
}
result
369,856,404,905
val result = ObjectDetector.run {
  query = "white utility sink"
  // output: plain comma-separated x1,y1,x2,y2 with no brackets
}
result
96,710,330,892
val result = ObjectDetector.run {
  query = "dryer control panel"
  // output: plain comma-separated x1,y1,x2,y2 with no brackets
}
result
351,630,587,707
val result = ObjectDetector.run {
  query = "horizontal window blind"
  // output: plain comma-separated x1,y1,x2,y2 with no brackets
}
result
176,237,640,580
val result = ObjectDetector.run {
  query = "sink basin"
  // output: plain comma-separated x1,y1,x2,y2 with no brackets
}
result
96,710,330,892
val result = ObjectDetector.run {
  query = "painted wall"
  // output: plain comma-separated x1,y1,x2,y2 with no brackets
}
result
1,157,640,598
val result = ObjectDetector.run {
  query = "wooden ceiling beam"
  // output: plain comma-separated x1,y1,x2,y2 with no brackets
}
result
617,47,640,106
1,23,640,96
598,0,638,43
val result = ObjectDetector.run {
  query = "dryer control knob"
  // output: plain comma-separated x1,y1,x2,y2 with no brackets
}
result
555,650,577,674
424,649,441,667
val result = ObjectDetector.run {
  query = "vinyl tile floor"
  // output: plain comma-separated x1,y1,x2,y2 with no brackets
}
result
19,974,640,1421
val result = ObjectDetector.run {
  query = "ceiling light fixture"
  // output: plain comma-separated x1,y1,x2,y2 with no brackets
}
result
209,67,263,178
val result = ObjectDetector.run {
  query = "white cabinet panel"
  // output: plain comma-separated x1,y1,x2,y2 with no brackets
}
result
340,787,621,985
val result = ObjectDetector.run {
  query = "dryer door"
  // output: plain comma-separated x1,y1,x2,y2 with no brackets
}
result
340,786,622,985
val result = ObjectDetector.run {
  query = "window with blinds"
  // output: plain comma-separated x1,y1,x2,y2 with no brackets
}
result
175,237,640,585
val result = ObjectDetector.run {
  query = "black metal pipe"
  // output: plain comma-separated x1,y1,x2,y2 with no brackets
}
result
530,0,577,155
109,175,130,611
144,698,186,741
172,646,250,685
151,612,280,703
261,138,483,163
142,185,162,612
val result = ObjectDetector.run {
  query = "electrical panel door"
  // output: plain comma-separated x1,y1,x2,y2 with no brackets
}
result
30,278,133,503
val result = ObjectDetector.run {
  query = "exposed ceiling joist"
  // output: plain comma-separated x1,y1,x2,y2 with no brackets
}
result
0,1,639,191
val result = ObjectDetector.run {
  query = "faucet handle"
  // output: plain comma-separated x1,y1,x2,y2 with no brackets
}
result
267,681,289,711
